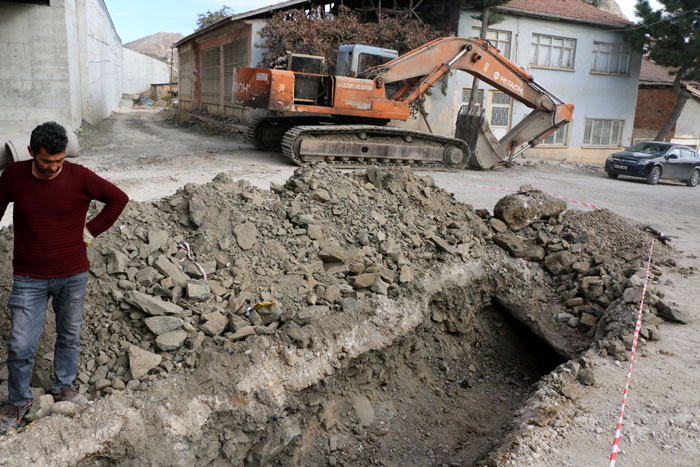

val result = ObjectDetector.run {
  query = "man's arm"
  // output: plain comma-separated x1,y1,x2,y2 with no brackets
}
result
82,168,129,237
0,168,12,223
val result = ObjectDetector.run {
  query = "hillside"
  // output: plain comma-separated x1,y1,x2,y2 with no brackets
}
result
124,32,184,62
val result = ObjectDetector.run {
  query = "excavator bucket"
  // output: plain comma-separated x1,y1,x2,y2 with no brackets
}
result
454,106,507,170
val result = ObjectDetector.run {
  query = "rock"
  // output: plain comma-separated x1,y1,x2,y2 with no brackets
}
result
399,266,414,283
622,287,644,304
89,365,108,384
311,188,331,202
51,401,82,417
156,330,188,351
607,341,626,359
294,305,331,325
200,311,229,336
148,229,169,253
556,312,574,323
229,326,256,341
186,280,211,300
126,291,183,316
128,345,162,379
578,312,597,331
571,261,590,273
95,379,111,391
25,394,55,422
307,224,323,240
493,232,528,258
431,236,454,254
153,255,189,285
494,191,566,230
352,273,377,289
106,250,130,275
135,266,159,287
578,368,596,386
488,217,508,233
144,316,181,335
189,199,205,227
257,304,282,325
229,313,251,331
657,300,690,324
233,222,258,250
544,251,577,275
319,246,346,263
351,395,375,426
325,285,342,304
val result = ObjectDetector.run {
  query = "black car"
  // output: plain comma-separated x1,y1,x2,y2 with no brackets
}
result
605,141,700,187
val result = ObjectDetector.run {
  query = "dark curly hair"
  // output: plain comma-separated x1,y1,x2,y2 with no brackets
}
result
30,121,68,155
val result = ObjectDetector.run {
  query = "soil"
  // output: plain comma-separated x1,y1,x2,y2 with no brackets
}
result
0,108,699,466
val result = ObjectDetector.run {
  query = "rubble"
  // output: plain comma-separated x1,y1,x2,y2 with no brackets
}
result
0,165,681,465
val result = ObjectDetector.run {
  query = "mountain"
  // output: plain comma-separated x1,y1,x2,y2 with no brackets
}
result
124,32,184,62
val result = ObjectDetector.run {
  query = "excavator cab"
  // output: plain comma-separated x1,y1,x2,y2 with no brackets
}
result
336,45,398,77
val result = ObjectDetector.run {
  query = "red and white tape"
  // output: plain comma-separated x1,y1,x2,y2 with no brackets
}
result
609,239,655,466
463,184,600,210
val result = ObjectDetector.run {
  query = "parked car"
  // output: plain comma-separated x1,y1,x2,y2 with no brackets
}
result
605,142,700,186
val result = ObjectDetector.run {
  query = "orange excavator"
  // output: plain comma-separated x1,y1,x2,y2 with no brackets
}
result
233,37,574,169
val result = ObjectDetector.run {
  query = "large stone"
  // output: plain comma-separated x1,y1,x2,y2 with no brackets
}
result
294,305,331,325
154,255,189,285
351,395,375,426
494,191,567,230
135,266,159,287
200,311,228,336
126,291,183,316
144,316,181,335
156,330,188,351
493,232,528,258
657,300,691,324
51,401,82,417
189,199,205,227
186,280,211,300
233,222,258,250
319,246,347,263
128,345,162,379
148,230,169,253
25,394,55,422
106,250,130,275
544,251,577,275
352,273,377,289
229,313,251,331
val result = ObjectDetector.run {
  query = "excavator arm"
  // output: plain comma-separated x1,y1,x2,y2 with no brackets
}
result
364,37,574,164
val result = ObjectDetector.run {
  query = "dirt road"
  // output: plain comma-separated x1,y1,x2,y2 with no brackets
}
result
3,108,699,465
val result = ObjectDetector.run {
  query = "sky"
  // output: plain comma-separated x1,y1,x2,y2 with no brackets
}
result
104,0,662,44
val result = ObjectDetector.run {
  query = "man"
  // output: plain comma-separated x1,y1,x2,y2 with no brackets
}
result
0,122,128,434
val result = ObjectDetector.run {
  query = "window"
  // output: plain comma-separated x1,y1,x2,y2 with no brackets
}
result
540,124,569,146
584,118,624,146
531,34,576,69
461,88,484,113
201,46,220,105
591,42,630,75
471,27,512,58
490,91,512,127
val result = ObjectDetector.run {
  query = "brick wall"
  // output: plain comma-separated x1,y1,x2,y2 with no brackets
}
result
634,87,677,137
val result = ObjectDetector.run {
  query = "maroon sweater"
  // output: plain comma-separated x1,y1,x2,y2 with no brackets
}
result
0,160,129,278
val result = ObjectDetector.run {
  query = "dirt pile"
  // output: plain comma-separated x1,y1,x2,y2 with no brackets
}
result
0,166,682,465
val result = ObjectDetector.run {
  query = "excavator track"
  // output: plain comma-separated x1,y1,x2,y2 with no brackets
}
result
280,125,471,170
247,116,332,151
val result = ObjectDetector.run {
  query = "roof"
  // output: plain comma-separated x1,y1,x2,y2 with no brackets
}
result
640,57,677,84
496,0,631,28
174,0,311,47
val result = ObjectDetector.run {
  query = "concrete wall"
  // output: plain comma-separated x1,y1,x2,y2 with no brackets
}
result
633,87,677,140
1,0,172,164
425,10,642,165
672,97,700,149
122,47,171,95
0,0,75,149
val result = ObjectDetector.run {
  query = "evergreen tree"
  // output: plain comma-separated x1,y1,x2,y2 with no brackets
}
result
626,0,700,140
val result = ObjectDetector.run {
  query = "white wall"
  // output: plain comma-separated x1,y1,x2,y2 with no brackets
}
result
122,47,171,95
673,97,700,148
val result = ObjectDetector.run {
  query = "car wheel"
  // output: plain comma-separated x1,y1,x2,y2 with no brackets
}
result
687,169,700,187
646,166,661,185
607,172,618,179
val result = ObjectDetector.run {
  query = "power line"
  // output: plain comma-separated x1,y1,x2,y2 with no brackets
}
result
605,5,700,32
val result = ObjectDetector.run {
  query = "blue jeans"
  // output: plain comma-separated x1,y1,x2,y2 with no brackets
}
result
6,272,88,405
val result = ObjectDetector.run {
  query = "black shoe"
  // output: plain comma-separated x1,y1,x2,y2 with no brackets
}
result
52,386,89,405
0,402,32,435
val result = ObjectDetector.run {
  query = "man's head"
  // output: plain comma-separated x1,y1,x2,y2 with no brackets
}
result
28,122,68,180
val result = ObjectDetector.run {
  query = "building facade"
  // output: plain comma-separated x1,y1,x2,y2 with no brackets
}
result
427,0,640,164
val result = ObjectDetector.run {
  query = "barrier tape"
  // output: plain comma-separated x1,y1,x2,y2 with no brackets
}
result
462,184,600,210
609,239,655,466
179,241,208,280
